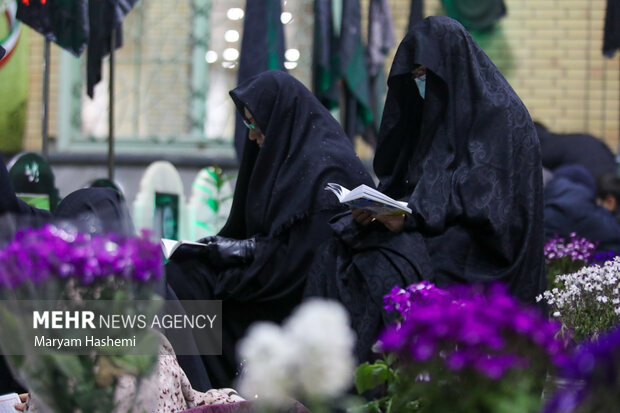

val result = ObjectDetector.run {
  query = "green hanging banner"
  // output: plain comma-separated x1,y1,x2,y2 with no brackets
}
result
313,0,373,138
0,0,28,154
441,0,506,32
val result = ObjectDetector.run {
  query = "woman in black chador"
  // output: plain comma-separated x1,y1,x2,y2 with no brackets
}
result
306,16,545,362
166,70,374,388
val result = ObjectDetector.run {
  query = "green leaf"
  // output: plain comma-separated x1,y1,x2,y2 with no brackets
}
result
193,181,215,193
355,362,392,394
207,199,219,212
48,354,86,382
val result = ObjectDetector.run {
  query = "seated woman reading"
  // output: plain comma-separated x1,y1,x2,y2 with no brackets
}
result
306,16,546,363
166,70,374,388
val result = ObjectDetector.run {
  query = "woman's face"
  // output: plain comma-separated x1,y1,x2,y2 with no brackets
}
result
244,107,265,147
412,65,427,79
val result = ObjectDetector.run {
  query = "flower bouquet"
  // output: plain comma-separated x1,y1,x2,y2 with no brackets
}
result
0,223,164,412
354,282,568,413
537,257,620,341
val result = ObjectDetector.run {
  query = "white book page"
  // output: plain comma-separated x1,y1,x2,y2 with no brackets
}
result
343,184,374,202
325,183,412,214
357,185,406,209
0,393,21,413
161,239,180,259
325,183,350,201
161,239,207,260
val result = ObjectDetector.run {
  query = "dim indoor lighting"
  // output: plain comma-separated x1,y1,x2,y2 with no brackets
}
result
223,48,239,61
285,48,300,62
224,30,240,42
281,12,293,24
205,50,218,63
227,8,244,20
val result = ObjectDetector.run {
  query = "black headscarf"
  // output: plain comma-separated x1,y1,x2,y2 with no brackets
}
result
535,122,617,180
54,188,134,235
544,165,620,253
375,16,545,303
224,70,373,239
167,71,374,387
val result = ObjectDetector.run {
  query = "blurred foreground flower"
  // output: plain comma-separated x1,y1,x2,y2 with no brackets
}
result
237,299,355,407
0,223,163,413
544,324,620,413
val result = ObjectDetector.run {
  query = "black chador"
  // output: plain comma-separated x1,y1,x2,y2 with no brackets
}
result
306,17,546,363
166,71,374,388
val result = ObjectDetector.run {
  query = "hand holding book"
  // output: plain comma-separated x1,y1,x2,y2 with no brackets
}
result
350,207,406,232
325,183,411,215
326,183,410,232
161,236,255,266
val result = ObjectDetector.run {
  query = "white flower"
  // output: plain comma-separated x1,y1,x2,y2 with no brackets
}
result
236,299,355,406
285,299,356,399
540,257,620,337
237,322,296,405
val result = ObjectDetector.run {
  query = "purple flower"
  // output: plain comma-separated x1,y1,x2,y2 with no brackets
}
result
0,225,163,289
544,325,620,413
384,281,446,318
589,250,620,265
379,282,566,381
544,234,596,264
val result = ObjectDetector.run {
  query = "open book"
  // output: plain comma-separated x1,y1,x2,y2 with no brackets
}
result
161,239,208,260
0,393,21,413
325,183,412,215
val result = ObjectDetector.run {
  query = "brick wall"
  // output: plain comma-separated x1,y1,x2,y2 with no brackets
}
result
23,0,620,152
368,0,620,148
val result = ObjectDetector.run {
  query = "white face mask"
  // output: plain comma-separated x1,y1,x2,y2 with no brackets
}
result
414,74,426,99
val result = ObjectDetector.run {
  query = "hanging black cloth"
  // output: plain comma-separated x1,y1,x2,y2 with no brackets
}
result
375,16,545,303
233,0,286,159
17,0,136,96
603,0,620,57
86,0,138,98
408,0,424,31
166,71,374,388
365,0,396,147
313,0,373,141
17,0,89,56
313,0,339,108
340,0,373,140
